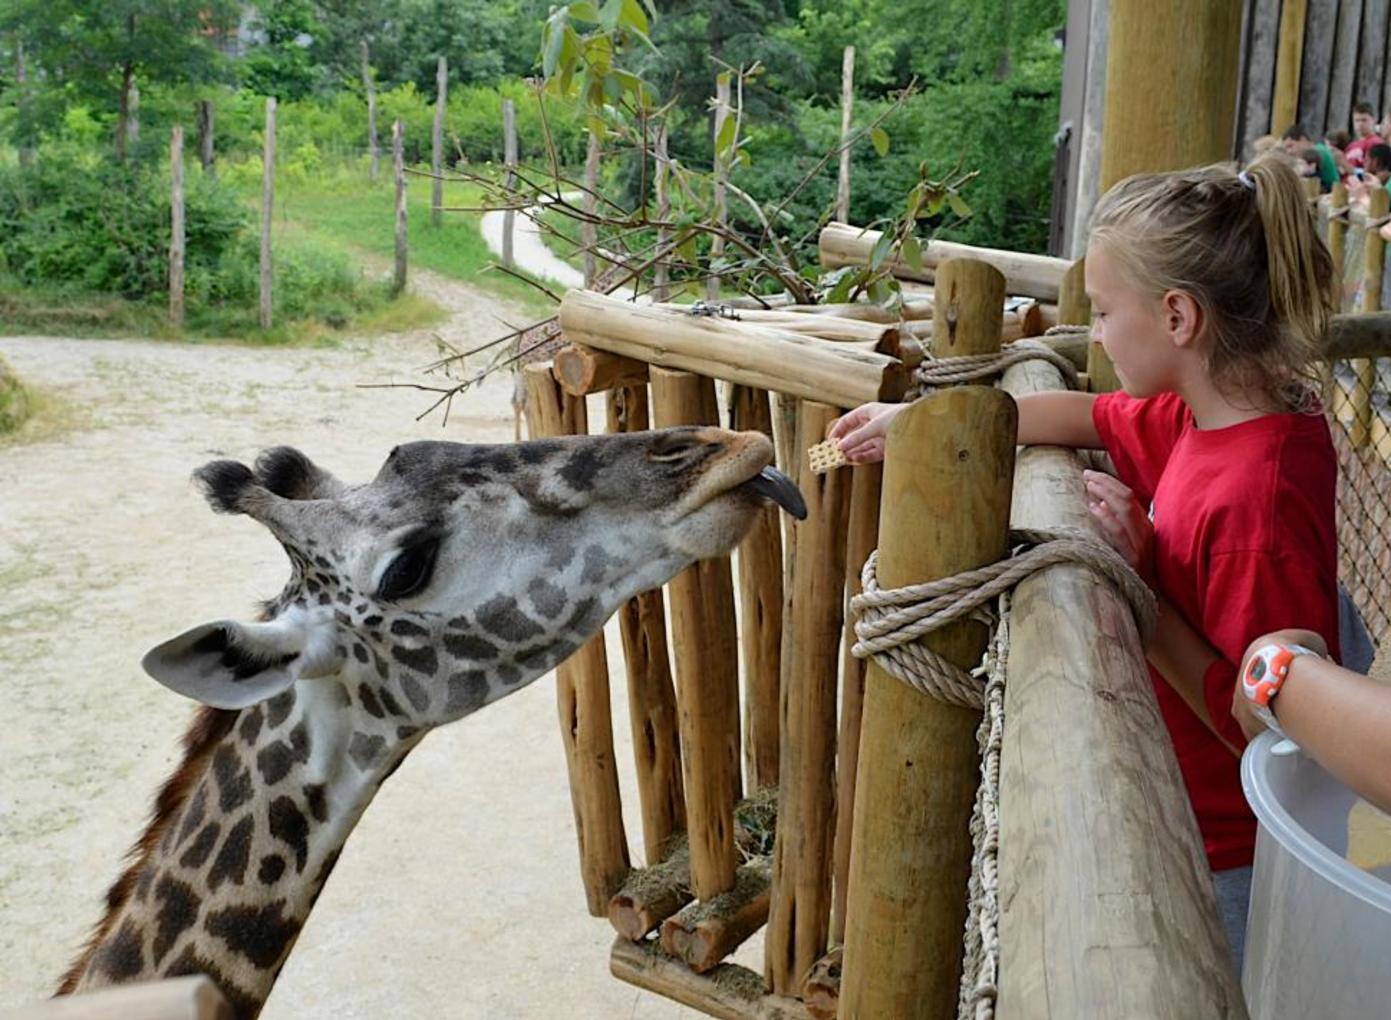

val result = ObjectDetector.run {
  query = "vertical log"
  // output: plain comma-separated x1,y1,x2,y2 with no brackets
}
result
836,46,855,223
1354,187,1387,448
708,74,731,303
127,82,141,151
392,120,407,295
828,459,882,945
169,126,185,329
1297,0,1338,137
523,365,631,914
653,125,672,302
15,37,34,168
502,99,518,269
432,56,447,227
608,383,686,865
584,131,602,287
195,100,214,176
361,42,379,182
1273,0,1308,133
259,97,276,331
1060,255,1110,392
1326,0,1363,136
839,259,1013,1020
765,401,851,995
731,386,784,792
650,368,742,898
1360,0,1390,123
1330,182,1349,284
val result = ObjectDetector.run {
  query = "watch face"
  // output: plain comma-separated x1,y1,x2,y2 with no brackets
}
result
1249,657,1268,682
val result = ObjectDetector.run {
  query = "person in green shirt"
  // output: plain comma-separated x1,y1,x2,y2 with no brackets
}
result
1282,124,1339,191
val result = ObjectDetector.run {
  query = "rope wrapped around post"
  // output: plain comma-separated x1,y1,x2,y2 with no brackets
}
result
849,528,1157,710
908,337,1082,395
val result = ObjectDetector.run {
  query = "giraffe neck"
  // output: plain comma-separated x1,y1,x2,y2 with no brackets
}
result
68,679,415,1019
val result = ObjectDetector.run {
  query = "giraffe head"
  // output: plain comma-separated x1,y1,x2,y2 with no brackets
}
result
142,428,804,732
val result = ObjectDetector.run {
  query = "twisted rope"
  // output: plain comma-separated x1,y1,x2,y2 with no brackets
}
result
850,528,1156,710
912,338,1081,392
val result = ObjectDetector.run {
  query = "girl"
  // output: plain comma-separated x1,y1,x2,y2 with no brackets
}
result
829,157,1340,967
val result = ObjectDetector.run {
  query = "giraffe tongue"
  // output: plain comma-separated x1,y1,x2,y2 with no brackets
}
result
741,465,807,520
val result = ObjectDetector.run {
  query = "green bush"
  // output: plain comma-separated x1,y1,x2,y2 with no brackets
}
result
0,355,31,435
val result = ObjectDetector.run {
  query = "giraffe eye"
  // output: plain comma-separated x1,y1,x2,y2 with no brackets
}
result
378,537,440,602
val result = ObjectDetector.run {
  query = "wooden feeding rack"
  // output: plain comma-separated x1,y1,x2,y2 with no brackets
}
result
526,248,1242,1019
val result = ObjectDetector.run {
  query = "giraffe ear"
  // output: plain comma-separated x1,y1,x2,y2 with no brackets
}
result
142,619,309,710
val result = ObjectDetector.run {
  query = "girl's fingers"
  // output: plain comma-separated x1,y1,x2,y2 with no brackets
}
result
1089,500,1136,565
843,438,885,464
827,410,862,441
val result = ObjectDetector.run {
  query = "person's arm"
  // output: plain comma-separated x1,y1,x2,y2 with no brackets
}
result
1235,630,1391,813
1147,596,1241,755
828,391,1103,463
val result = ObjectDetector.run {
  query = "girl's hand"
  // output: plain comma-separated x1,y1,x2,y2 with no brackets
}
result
827,402,908,465
1084,470,1156,584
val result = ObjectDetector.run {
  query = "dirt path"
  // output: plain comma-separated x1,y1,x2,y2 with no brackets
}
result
0,272,736,1016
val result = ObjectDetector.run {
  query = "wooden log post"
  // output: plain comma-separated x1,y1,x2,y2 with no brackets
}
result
15,38,34,168
169,126,185,329
361,42,379,182
1272,0,1307,134
828,459,882,945
610,938,813,1020
431,56,446,227
523,365,631,914
554,346,649,396
584,131,602,287
259,97,276,331
502,99,518,269
1353,187,1388,449
609,838,693,940
7,976,231,1020
836,46,855,223
1329,182,1349,283
392,120,407,295
732,385,784,792
839,259,1013,1020
653,124,672,302
651,367,742,899
995,355,1246,1017
195,99,214,176
765,401,852,994
606,381,686,867
662,856,773,973
802,946,842,1020
709,73,731,302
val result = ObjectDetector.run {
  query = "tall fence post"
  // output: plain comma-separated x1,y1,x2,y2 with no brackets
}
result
1354,187,1388,448
1272,0,1307,133
432,55,447,227
653,125,672,302
169,126,185,329
195,100,214,176
839,259,1013,1020
708,74,731,302
502,99,517,269
583,130,601,287
362,41,379,182
392,120,407,295
259,97,276,331
15,37,34,168
836,45,855,223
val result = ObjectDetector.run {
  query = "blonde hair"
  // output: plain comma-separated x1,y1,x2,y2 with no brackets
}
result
1088,157,1335,411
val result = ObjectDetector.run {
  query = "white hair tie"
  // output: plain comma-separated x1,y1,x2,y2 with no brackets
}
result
1238,170,1257,191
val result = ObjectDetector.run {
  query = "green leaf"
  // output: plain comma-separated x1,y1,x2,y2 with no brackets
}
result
948,193,972,219
870,126,889,157
901,233,923,273
599,0,623,30
569,1,602,21
827,274,854,305
585,114,607,138
619,0,650,34
715,114,737,159
868,230,894,270
541,15,566,79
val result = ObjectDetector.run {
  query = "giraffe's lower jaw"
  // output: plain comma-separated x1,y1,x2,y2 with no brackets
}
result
739,466,807,520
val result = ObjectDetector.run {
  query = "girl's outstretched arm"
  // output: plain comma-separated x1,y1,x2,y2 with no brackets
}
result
1235,630,1391,813
828,391,1103,464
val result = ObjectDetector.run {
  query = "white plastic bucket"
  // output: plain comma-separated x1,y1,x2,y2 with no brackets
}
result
1241,730,1391,1019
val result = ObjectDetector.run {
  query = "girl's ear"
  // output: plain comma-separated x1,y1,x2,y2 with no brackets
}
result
1161,289,1204,350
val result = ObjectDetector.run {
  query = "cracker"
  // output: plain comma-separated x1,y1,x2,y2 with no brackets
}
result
807,438,850,475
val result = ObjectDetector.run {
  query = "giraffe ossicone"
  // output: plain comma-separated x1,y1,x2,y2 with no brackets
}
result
60,427,803,1018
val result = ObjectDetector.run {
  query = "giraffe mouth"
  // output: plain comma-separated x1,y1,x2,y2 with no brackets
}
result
739,466,807,520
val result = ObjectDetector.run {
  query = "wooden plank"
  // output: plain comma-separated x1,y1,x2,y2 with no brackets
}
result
259,97,276,330
1275,0,1310,133
392,120,407,294
431,55,446,226
1328,0,1366,137
662,857,772,972
709,74,730,302
8,977,230,1020
611,939,812,1020
361,42,379,181
501,99,517,268
1240,0,1280,150
169,125,185,329
553,345,649,395
1299,0,1339,135
837,46,855,223
995,354,1247,1018
1360,0,1390,119
583,131,601,286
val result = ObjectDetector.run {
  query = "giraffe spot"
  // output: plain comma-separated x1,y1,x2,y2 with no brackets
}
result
162,946,258,1019
378,686,406,717
397,725,421,740
390,618,430,638
317,592,332,606
313,849,341,890
442,631,499,660
515,478,577,518
212,746,253,814
564,596,600,634
152,876,200,963
497,664,523,686
269,796,310,872
358,684,385,719
179,821,221,870
336,591,352,606
257,743,295,785
527,578,568,619
445,614,469,629
391,644,439,676
545,543,577,570
445,670,490,714
135,867,154,903
306,579,321,596
238,707,264,744
400,674,429,711
476,594,544,643
581,545,619,584
456,469,488,486
363,614,384,627
96,919,145,981
559,444,604,490
514,644,555,670
266,689,297,729
348,732,387,771
331,682,351,708
288,721,310,761
372,650,389,680
208,815,254,892
177,786,209,846
206,901,302,970
259,854,286,885
352,644,369,664
314,555,333,570
304,783,328,822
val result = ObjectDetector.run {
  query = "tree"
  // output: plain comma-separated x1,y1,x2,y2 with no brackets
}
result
7,0,241,160
242,0,324,100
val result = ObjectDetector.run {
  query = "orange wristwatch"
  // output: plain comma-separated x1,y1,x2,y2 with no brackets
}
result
1241,641,1319,737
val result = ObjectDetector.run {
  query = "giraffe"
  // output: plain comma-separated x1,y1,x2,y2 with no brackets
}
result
56,428,804,1018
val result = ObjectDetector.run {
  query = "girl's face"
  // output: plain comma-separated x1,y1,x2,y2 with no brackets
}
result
1085,241,1180,398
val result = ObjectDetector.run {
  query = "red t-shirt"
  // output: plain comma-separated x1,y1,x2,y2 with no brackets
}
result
1346,135,1379,167
1092,391,1340,870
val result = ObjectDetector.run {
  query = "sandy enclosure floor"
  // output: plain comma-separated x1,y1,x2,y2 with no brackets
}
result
0,272,760,1016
